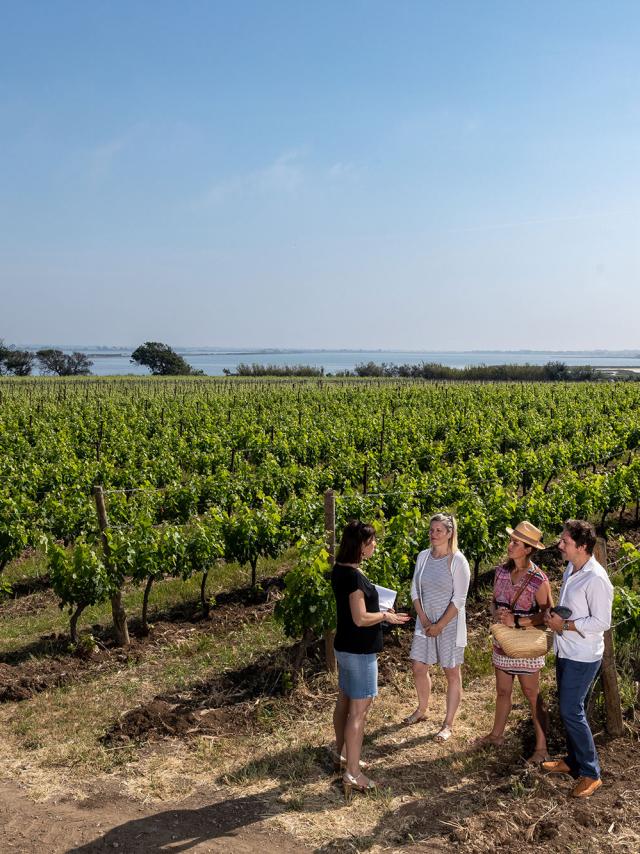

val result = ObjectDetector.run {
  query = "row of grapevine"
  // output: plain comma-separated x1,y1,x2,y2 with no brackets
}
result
2,377,640,647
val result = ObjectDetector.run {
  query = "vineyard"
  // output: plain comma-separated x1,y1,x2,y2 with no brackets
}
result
2,376,640,852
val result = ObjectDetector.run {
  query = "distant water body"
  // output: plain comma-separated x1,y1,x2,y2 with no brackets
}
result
28,349,640,376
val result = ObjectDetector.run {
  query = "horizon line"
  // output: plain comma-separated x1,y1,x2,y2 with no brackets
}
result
13,344,640,357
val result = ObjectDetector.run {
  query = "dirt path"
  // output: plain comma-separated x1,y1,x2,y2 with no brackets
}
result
0,778,308,854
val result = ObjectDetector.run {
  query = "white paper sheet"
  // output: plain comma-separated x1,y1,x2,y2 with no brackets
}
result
374,583,397,612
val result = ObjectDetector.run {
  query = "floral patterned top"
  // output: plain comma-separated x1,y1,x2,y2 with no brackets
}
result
491,563,550,673
493,563,547,617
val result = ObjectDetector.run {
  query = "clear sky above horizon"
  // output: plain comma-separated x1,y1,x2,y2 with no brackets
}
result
1,1,639,350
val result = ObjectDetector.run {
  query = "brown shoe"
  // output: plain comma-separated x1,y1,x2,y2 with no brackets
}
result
572,777,602,798
541,759,572,775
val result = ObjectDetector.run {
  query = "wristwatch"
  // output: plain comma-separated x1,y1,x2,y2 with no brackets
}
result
562,620,570,632
514,615,524,629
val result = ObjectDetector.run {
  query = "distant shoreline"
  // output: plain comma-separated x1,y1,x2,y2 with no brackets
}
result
8,346,640,378
16,345,640,358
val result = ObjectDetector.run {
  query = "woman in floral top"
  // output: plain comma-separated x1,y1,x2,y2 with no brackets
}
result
474,521,553,764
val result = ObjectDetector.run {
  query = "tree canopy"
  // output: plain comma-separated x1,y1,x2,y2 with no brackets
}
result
130,342,201,375
36,349,93,376
0,340,35,376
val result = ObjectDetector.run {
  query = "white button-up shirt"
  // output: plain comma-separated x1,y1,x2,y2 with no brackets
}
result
554,555,613,663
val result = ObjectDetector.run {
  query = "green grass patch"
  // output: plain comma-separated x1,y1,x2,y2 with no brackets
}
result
462,635,493,683
0,548,295,657
2,551,49,586
0,606,70,652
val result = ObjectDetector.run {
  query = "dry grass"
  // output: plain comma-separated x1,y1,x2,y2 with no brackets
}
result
203,662,532,851
2,653,639,852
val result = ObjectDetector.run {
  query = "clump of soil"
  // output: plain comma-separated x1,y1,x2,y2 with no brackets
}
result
0,659,78,702
111,700,200,740
7,572,52,599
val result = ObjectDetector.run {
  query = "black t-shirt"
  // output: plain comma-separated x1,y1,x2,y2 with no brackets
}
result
331,563,383,654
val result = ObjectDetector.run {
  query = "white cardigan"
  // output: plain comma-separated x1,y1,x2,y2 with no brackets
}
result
410,548,471,648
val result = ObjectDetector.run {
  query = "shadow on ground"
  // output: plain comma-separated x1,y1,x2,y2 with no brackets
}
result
65,789,303,853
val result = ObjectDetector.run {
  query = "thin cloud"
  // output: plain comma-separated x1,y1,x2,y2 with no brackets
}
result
200,151,359,207
87,125,142,182
203,151,305,205
444,210,624,234
259,151,304,193
326,161,358,180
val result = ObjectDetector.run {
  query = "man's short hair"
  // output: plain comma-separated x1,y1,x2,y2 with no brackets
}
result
563,519,597,555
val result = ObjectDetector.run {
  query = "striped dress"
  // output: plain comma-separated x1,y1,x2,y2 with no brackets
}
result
410,553,465,668
492,563,548,674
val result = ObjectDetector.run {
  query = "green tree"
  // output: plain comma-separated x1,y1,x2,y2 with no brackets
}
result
543,361,568,380
457,493,490,593
5,349,34,375
36,349,92,376
110,523,186,634
0,342,34,376
130,342,201,376
185,513,224,617
274,538,334,640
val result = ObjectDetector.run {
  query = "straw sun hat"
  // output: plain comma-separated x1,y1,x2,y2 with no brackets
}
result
506,520,545,550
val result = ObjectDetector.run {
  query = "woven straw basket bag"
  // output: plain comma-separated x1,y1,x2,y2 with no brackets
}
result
490,623,553,658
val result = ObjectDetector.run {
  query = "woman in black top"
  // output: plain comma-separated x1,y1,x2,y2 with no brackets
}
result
331,520,409,797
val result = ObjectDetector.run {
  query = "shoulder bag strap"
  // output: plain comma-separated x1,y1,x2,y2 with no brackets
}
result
509,568,536,611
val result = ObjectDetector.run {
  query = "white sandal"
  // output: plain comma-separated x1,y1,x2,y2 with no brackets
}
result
434,725,453,742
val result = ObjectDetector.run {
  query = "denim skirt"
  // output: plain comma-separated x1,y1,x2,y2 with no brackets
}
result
335,650,378,699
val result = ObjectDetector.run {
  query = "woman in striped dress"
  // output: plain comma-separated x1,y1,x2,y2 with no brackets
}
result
474,521,553,764
403,513,471,741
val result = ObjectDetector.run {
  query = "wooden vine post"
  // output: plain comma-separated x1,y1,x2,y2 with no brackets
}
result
594,538,624,737
93,486,130,647
324,488,337,673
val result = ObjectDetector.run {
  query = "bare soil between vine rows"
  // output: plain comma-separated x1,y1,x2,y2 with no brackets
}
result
0,575,286,703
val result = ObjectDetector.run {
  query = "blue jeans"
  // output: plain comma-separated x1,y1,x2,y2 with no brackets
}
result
556,657,602,780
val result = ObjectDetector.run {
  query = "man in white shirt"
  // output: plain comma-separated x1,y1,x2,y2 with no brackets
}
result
542,520,613,798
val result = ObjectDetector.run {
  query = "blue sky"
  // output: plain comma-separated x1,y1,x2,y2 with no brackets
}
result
1,1,639,349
